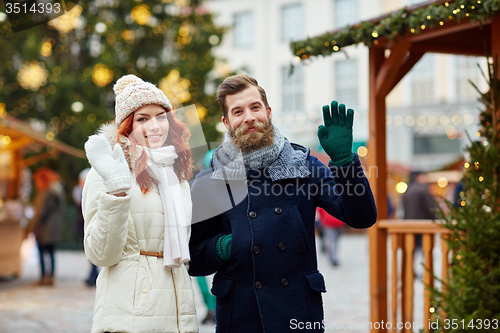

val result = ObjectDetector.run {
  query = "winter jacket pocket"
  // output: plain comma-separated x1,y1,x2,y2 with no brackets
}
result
211,274,234,298
133,265,150,315
211,274,234,331
304,270,326,333
304,270,326,293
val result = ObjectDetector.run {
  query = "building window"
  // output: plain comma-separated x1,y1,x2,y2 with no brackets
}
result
413,134,461,155
455,56,481,101
282,65,304,112
334,0,358,28
233,11,253,48
281,3,303,42
335,59,358,107
410,54,435,104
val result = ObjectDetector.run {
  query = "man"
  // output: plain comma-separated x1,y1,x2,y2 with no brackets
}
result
189,75,377,333
403,171,437,255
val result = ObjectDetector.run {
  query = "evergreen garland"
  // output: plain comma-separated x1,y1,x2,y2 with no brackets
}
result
430,58,500,332
290,0,500,61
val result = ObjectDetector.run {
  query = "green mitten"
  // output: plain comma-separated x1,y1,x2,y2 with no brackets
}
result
216,234,232,262
317,101,355,166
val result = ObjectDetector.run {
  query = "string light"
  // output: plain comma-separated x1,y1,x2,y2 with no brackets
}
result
131,4,151,25
92,64,113,87
159,69,191,107
372,31,379,38
410,28,415,33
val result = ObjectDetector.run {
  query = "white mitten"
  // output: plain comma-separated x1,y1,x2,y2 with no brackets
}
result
84,135,132,194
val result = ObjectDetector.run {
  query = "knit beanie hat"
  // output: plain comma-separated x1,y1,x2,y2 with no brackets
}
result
113,74,172,125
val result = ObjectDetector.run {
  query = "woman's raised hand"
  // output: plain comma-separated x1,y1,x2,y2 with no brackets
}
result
85,135,132,195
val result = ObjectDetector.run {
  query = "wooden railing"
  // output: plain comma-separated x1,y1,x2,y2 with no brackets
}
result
376,219,452,332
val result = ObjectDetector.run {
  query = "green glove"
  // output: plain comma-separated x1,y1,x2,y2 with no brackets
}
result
317,101,355,166
216,234,232,262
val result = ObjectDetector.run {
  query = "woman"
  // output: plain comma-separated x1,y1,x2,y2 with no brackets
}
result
30,167,65,286
82,75,198,333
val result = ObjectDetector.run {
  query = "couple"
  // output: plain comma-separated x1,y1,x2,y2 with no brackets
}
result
82,74,377,333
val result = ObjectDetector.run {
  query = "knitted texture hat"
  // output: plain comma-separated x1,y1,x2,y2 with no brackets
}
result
113,74,172,125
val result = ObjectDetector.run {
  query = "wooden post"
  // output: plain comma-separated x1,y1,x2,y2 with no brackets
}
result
492,15,500,149
492,15,500,71
390,233,400,328
403,234,415,332
368,47,388,332
7,150,20,199
422,234,435,327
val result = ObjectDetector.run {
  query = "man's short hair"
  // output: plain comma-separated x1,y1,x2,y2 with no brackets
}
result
217,74,270,119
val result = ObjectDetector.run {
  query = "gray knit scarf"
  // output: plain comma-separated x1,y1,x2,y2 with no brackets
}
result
211,126,311,181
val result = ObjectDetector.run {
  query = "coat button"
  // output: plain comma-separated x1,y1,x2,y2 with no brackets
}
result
142,288,148,294
278,243,286,251
274,207,282,214
255,281,263,289
281,278,288,286
253,245,260,254
249,211,257,219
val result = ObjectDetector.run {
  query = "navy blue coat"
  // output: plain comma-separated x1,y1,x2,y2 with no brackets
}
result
189,146,377,333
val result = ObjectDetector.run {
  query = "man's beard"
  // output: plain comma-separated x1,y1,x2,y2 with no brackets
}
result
229,119,274,154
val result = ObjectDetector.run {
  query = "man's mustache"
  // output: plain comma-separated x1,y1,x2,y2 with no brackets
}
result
234,121,267,137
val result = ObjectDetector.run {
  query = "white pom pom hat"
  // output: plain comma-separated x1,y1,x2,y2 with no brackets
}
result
113,74,172,125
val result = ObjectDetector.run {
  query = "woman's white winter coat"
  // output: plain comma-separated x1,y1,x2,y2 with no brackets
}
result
82,122,198,333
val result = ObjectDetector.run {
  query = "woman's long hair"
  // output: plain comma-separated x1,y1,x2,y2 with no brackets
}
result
33,167,60,192
117,107,193,194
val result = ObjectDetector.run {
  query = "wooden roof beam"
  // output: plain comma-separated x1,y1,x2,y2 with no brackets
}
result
0,137,34,151
387,50,425,94
376,38,412,97
412,43,486,56
407,17,488,43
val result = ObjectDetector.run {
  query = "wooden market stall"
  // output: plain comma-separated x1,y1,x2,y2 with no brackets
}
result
291,1,500,331
0,115,85,278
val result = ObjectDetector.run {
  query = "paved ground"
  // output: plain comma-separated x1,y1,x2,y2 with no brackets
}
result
0,233,435,332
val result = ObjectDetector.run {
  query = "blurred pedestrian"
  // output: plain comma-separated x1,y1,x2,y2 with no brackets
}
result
402,171,436,253
73,168,99,287
29,167,65,286
82,75,198,333
317,208,345,266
